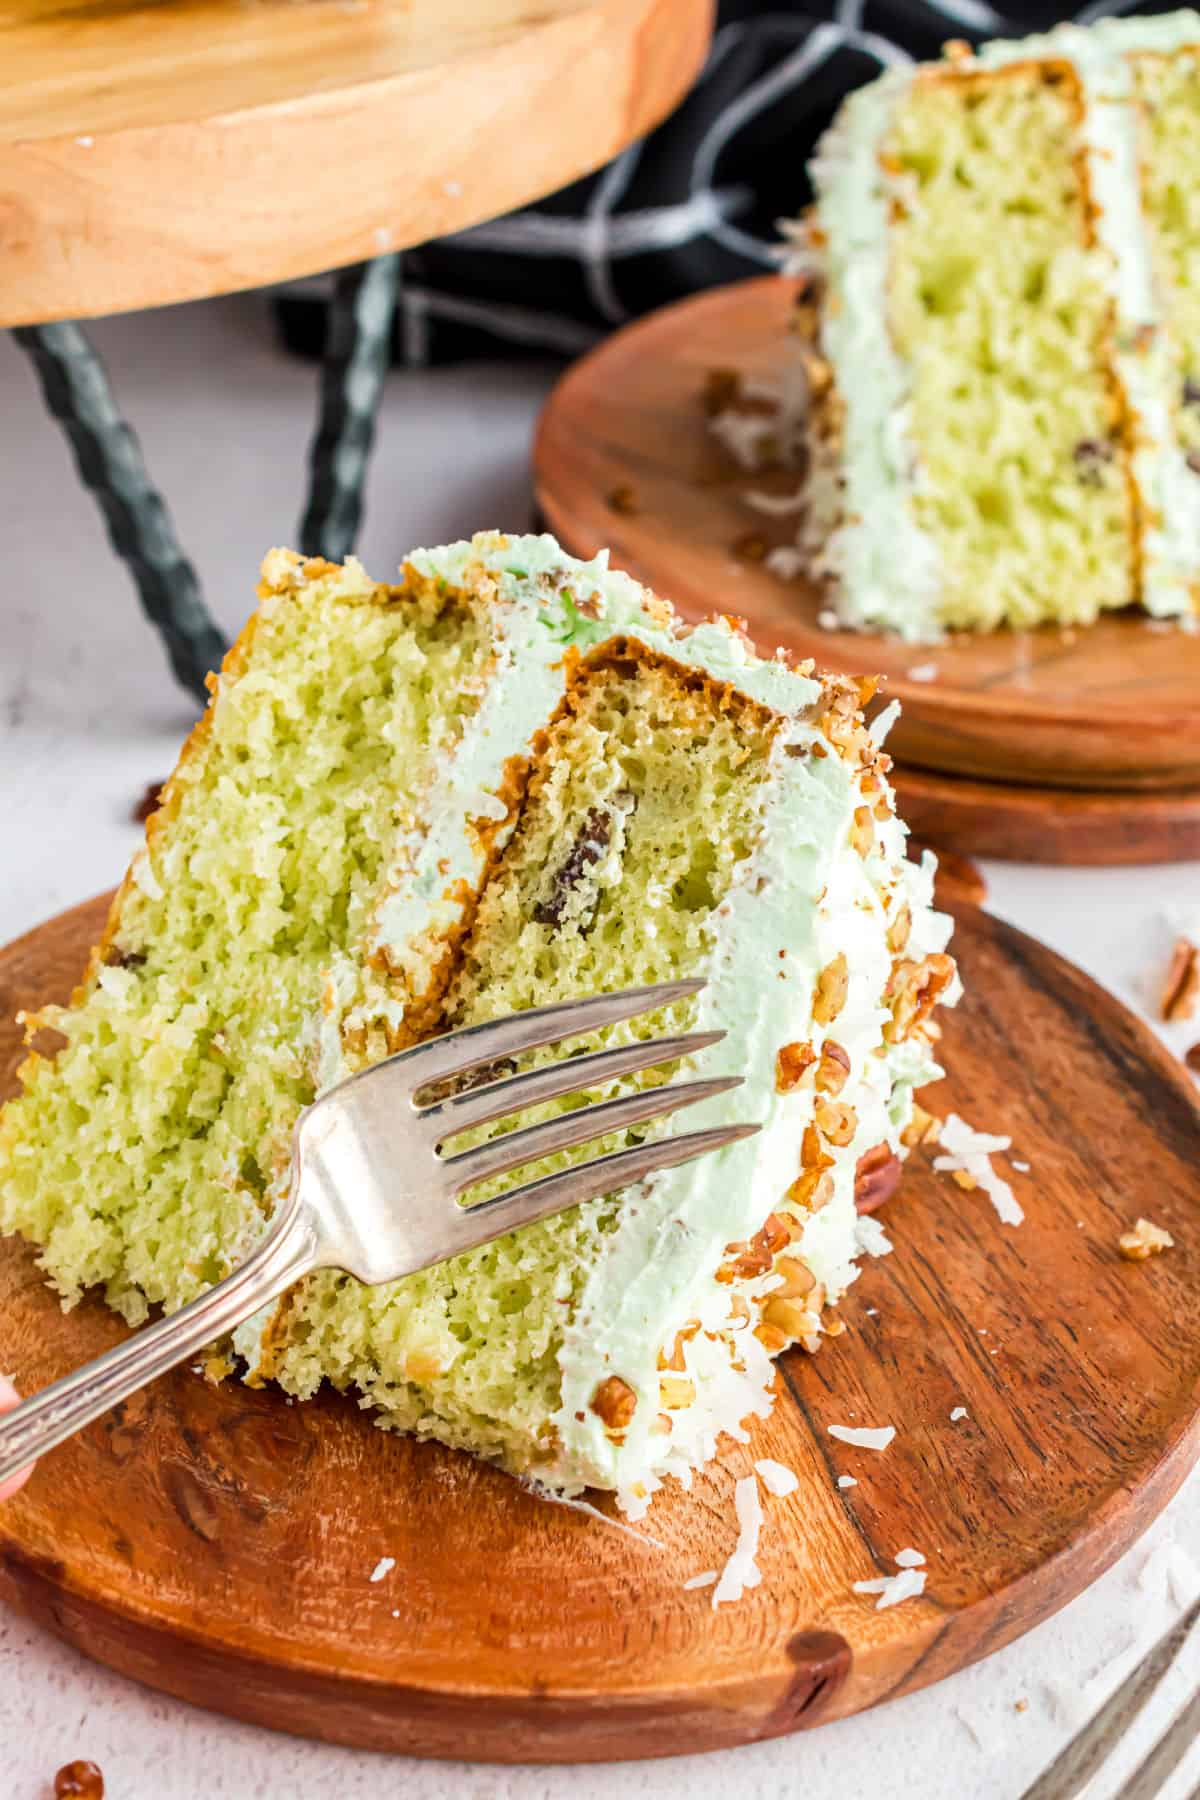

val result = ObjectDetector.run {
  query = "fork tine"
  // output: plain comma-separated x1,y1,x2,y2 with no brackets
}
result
443,1075,744,1192
423,1029,726,1134
409,979,706,1088
437,1120,761,1258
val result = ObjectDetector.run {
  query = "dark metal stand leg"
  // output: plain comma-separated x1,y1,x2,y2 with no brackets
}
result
299,253,401,562
13,321,228,704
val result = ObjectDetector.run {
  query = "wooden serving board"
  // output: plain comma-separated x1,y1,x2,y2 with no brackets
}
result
534,277,1200,795
0,0,713,326
1,894,1198,1763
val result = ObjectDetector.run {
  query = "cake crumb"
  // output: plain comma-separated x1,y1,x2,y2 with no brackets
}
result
369,1556,395,1582
132,781,165,824
828,1423,895,1451
1014,1697,1028,1714
1161,937,1200,1022
1118,1217,1174,1261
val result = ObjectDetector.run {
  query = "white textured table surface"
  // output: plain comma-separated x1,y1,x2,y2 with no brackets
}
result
1,300,1199,1800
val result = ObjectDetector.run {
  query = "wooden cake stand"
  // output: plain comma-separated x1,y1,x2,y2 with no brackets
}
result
1,0,713,697
534,278,1200,864
1,893,1198,1759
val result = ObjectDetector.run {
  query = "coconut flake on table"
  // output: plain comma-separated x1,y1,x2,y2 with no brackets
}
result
894,1548,926,1568
683,1570,718,1591
765,546,806,580
817,609,840,630
950,1406,969,1422
906,662,939,682
369,1557,395,1583
755,1458,799,1497
745,488,805,517
853,1567,926,1610
828,1424,895,1451
712,1475,763,1609
837,1475,858,1489
933,1113,1024,1226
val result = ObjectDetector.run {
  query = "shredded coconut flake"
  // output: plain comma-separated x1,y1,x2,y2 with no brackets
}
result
829,1423,895,1451
894,1547,926,1568
950,1406,969,1422
369,1557,395,1583
869,699,901,745
712,1475,763,1609
817,608,840,630
684,1570,718,1590
755,1458,799,1497
854,1567,926,1610
855,1214,893,1258
765,546,806,580
837,1474,858,1490
906,662,938,682
745,488,805,517
934,1112,1024,1226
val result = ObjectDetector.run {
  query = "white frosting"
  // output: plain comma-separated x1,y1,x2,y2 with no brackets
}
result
798,12,1200,632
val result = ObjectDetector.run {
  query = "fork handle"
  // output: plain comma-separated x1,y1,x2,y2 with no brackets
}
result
0,1198,317,1489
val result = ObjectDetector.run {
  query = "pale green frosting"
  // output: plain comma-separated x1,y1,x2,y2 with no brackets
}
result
801,12,1200,633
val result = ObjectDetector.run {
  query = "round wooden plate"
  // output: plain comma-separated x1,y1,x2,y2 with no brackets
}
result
1,895,1198,1762
0,0,712,326
891,766,1200,867
534,277,1200,794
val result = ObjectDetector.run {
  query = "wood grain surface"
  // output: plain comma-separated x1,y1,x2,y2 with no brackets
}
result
534,277,1200,793
0,0,713,326
0,893,1197,1762
893,766,1200,867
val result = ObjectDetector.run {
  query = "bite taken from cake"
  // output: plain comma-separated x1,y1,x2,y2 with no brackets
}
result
780,12,1200,638
0,533,957,1514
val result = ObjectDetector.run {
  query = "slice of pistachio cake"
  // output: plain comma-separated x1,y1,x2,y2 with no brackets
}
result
782,12,1200,636
0,533,956,1509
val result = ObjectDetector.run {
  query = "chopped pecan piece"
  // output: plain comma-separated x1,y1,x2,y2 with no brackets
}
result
885,953,956,1043
776,1041,816,1093
787,1168,834,1213
1118,1217,1174,1261
1161,937,1200,1023
589,1375,637,1432
773,1255,817,1298
813,953,849,1025
814,1099,857,1146
854,1144,902,1214
718,1212,792,1282
814,1042,850,1095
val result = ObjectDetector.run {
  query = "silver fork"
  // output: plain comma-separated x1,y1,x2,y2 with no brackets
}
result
0,978,756,1488
1020,1593,1200,1800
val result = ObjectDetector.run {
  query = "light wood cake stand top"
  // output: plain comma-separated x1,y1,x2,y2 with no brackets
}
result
535,277,1200,792
0,0,713,326
1,893,1198,1760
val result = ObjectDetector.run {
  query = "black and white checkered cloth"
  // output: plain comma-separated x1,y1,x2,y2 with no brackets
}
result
276,0,1183,368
